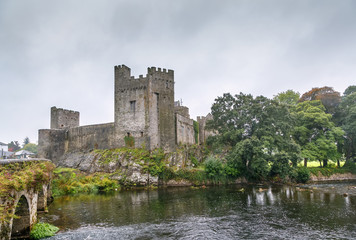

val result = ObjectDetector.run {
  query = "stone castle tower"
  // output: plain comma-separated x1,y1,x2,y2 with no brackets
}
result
114,65,175,151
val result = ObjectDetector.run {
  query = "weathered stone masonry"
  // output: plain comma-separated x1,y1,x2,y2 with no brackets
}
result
39,65,213,164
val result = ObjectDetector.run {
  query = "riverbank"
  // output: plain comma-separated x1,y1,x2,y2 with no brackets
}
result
49,146,356,196
310,172,356,182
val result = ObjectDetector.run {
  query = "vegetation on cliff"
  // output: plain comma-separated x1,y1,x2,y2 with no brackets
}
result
52,168,120,197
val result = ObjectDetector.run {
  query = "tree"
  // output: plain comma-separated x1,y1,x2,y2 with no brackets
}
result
338,85,356,162
292,100,344,167
273,90,300,105
299,86,341,115
23,137,30,147
8,141,20,152
23,143,38,154
209,93,301,180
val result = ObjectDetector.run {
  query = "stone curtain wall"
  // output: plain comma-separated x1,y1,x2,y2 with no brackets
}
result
39,123,115,164
176,114,195,145
38,129,66,162
197,113,216,144
66,123,115,152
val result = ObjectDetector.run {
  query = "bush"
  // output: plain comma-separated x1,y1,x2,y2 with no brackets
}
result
292,167,310,183
124,136,135,147
270,152,291,180
204,155,225,183
30,222,59,239
343,161,356,174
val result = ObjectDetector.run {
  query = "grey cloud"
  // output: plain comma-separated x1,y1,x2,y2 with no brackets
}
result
1,0,356,144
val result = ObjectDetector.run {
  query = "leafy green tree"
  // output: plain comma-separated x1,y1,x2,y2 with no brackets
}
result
274,90,300,105
338,86,356,162
23,143,38,154
209,93,301,180
23,137,30,147
292,100,343,167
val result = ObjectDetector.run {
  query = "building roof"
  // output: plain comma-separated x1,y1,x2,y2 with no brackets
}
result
0,142,8,146
15,150,35,155
1,151,13,157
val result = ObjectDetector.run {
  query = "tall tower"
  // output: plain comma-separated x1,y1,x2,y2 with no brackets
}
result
114,65,175,151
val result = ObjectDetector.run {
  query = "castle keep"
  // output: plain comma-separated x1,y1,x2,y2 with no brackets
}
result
38,65,213,163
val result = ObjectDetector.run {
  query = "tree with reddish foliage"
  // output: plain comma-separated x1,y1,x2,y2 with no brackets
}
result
299,86,341,115
8,141,20,152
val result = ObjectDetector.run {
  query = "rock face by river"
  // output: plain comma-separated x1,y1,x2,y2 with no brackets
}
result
54,146,205,186
310,172,356,182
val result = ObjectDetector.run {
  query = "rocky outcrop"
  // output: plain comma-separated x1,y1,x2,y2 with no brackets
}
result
310,172,356,182
56,146,206,186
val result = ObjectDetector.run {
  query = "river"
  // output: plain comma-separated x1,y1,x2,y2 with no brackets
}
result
41,182,356,239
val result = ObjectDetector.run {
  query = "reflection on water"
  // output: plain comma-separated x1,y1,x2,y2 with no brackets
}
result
43,182,356,239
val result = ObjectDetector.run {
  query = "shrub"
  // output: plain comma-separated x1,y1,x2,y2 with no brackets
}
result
191,156,199,167
30,222,59,239
343,161,356,174
124,136,135,147
291,167,310,183
270,152,291,180
204,155,225,183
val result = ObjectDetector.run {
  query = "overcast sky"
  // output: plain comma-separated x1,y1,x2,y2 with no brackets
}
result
1,0,356,145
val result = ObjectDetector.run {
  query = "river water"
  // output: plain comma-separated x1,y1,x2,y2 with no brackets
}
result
42,182,356,239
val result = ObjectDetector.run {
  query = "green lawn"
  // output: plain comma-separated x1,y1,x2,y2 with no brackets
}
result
297,160,345,168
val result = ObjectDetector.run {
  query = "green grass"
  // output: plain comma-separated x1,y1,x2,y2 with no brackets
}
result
297,161,345,168
308,167,349,177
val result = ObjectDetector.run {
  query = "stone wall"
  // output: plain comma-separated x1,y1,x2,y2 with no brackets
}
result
176,114,195,145
174,105,190,118
39,123,115,164
66,123,116,152
50,107,79,129
197,113,216,144
310,172,356,182
38,129,66,162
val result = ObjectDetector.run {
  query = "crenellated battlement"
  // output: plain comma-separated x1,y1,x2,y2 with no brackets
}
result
147,66,173,74
114,64,130,71
147,66,174,82
51,107,79,115
50,106,80,130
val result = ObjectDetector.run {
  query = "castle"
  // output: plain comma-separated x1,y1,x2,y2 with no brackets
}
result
38,65,213,163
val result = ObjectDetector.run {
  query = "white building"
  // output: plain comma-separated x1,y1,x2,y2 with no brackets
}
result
0,142,8,152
